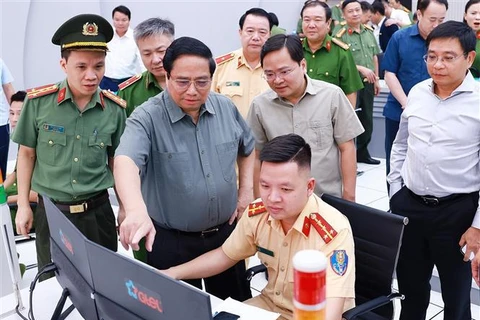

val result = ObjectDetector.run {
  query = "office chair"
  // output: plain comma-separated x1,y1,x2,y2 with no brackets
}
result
245,194,408,320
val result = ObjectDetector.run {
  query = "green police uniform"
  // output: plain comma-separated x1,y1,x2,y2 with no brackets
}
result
331,4,344,24
473,34,480,79
332,23,380,161
303,35,363,95
118,71,163,117
11,14,127,281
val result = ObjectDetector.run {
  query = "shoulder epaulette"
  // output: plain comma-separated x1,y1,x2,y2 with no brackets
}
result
26,84,58,99
309,212,338,244
335,27,346,38
118,74,142,91
248,201,267,217
402,7,411,13
215,52,235,66
340,21,347,26
101,90,127,109
363,24,374,32
331,38,350,50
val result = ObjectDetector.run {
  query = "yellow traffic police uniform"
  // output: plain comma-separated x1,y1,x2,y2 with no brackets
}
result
212,49,270,118
222,194,355,319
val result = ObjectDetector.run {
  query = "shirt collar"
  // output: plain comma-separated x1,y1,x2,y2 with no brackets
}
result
303,35,333,53
428,71,477,97
270,75,316,104
114,28,133,39
57,79,103,109
409,23,421,37
238,49,261,70
145,72,162,90
164,90,215,123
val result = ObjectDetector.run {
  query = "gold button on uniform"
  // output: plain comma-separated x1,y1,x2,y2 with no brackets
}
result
76,135,81,140
309,69,313,73
280,266,285,272
283,242,288,247
73,158,78,162
100,142,104,148
325,72,329,76
48,140,53,145
72,179,77,184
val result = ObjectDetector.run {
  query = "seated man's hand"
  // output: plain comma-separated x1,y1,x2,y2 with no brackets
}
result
119,207,155,252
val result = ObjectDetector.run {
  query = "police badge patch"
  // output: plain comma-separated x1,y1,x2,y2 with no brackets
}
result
330,250,348,276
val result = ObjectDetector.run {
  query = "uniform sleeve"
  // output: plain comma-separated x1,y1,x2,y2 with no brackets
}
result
332,88,365,144
370,33,381,56
108,106,127,157
114,106,152,173
246,99,269,150
11,96,38,148
382,32,401,74
222,211,257,260
324,227,355,299
339,50,364,94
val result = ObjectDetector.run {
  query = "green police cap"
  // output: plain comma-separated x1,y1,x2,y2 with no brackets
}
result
52,14,113,51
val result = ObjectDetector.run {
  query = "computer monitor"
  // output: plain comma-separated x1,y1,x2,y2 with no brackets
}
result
86,240,214,320
44,197,98,320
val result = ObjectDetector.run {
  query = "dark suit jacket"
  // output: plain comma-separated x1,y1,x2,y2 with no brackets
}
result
379,19,399,52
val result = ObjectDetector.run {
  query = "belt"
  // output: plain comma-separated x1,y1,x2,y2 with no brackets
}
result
408,189,464,207
170,222,229,238
52,191,109,214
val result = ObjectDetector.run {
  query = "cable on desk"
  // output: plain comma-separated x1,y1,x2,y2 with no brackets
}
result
28,263,57,320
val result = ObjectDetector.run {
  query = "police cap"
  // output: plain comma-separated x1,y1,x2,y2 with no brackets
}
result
52,14,113,52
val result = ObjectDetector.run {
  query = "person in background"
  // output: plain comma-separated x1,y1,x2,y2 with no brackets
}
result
360,1,373,25
381,0,411,28
0,58,15,181
371,0,399,52
333,0,381,166
162,134,356,320
247,34,364,201
388,0,413,22
382,0,447,180
301,0,363,108
464,0,480,78
212,8,272,118
388,21,479,320
100,5,144,92
13,14,127,281
269,12,286,36
118,18,175,117
115,36,254,302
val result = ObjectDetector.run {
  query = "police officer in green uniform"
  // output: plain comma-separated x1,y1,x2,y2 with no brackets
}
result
331,1,345,25
333,0,381,165
12,14,127,281
301,0,363,108
118,18,175,117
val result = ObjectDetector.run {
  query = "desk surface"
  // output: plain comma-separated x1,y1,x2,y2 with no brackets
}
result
0,277,223,319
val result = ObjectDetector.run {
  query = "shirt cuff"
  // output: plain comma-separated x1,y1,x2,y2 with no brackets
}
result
472,208,480,229
389,182,402,198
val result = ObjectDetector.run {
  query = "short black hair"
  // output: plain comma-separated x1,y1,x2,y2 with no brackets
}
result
464,0,480,24
260,134,312,171
269,12,279,26
426,20,476,54
112,5,131,20
239,8,273,30
260,34,304,67
342,0,361,10
11,91,26,103
360,1,373,12
300,1,332,21
417,0,448,14
163,36,216,78
372,0,386,15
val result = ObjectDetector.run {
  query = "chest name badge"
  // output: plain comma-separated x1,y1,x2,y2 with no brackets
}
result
256,245,274,257
43,124,65,133
226,81,240,87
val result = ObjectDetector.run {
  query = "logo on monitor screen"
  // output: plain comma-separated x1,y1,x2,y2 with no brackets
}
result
125,279,163,313
59,229,74,255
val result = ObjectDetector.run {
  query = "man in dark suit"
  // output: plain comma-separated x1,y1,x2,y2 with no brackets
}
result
372,0,399,52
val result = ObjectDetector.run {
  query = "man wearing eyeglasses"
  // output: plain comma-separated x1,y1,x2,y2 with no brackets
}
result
247,34,364,202
388,21,480,320
114,36,255,302
212,8,272,118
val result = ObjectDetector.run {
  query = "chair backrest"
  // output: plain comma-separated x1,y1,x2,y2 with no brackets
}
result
321,194,408,320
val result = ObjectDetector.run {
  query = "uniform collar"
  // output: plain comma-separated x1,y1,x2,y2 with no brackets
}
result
238,48,262,70
477,31,480,40
303,35,333,53
164,90,215,123
57,79,103,109
145,71,162,90
345,23,365,35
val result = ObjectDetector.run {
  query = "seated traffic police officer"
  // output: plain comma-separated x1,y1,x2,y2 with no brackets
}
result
162,134,355,320
12,14,127,281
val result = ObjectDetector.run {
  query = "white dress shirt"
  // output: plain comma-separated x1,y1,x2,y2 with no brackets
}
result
388,72,480,227
0,58,14,125
373,17,385,53
104,28,145,79
390,9,411,26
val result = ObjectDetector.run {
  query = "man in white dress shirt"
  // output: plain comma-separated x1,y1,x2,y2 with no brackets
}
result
100,5,144,92
388,21,480,320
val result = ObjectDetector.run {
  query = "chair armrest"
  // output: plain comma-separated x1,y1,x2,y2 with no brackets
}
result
342,293,404,320
245,264,267,281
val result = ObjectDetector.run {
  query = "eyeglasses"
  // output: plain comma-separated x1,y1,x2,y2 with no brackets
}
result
423,53,467,65
169,77,212,90
263,67,296,81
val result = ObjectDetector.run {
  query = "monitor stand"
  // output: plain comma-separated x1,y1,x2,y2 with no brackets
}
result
51,288,75,320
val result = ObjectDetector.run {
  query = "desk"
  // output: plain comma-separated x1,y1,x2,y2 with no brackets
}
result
0,277,223,320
